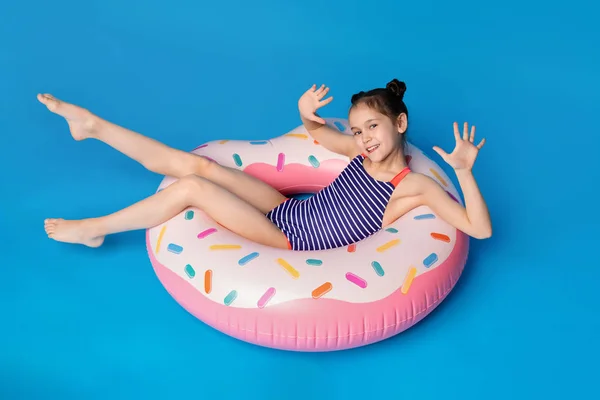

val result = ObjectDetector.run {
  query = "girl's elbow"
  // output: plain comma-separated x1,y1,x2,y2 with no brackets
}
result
472,226,492,239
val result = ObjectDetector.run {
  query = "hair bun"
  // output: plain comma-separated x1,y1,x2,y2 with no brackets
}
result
386,79,406,100
351,91,366,104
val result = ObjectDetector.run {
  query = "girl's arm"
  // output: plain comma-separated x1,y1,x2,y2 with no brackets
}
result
420,121,492,239
297,84,356,158
419,171,492,239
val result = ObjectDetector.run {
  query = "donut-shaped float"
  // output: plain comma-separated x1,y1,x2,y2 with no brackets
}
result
145,118,469,351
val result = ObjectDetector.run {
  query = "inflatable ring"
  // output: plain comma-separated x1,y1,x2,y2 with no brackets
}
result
146,118,469,351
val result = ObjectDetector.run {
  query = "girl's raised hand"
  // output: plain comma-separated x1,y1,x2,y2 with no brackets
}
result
298,84,334,124
433,122,486,171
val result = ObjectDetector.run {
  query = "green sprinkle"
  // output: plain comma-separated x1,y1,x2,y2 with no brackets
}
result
385,227,398,233
185,210,194,220
184,264,196,278
306,259,323,266
371,261,385,277
224,290,238,306
308,155,320,168
232,153,243,167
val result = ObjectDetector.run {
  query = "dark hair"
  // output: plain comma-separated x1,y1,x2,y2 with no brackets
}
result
349,79,409,148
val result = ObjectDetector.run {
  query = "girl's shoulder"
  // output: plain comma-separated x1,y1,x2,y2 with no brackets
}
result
391,170,435,198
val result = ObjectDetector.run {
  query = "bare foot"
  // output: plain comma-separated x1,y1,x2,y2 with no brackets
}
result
44,218,105,248
37,93,100,141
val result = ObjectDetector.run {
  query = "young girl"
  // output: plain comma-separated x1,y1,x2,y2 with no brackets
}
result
39,79,492,251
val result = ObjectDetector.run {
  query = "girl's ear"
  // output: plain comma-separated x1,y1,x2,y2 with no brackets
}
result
396,113,408,134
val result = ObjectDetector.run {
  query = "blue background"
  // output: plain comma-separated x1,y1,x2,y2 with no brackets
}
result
1,0,598,398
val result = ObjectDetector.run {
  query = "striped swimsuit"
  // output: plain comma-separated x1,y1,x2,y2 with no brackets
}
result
266,153,411,251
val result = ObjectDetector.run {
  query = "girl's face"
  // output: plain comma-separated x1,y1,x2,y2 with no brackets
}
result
348,103,407,162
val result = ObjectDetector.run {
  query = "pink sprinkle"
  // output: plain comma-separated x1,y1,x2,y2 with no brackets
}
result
197,228,217,239
192,144,208,151
345,272,367,288
257,287,276,309
276,153,285,171
445,190,459,203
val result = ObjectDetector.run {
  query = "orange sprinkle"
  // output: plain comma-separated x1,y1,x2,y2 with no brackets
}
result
314,140,320,145
401,267,417,294
347,243,356,253
431,232,451,243
430,168,448,186
285,133,308,139
204,269,212,294
312,282,332,299
219,140,229,144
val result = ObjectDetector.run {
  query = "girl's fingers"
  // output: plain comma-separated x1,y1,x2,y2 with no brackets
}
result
314,84,326,96
318,86,330,99
319,95,334,106
463,122,469,140
453,122,461,141
470,125,476,142
432,145,448,159
476,138,486,149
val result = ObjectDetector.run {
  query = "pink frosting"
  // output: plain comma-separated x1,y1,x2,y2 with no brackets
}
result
146,229,467,351
146,159,469,351
242,159,349,194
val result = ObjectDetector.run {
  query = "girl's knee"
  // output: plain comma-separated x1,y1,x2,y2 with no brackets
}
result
177,174,208,196
176,153,213,178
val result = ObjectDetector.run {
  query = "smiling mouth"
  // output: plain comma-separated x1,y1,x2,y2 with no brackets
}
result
366,144,380,153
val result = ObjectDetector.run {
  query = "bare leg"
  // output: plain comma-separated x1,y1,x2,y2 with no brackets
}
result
37,93,286,213
43,175,290,249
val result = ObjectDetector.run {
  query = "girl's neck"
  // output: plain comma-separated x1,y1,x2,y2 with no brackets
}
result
368,147,407,173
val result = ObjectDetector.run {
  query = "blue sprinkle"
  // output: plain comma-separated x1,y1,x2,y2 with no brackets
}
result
184,264,196,278
238,252,259,266
423,253,438,268
371,261,385,277
334,121,346,131
250,141,268,145
414,214,436,220
306,259,323,266
167,243,183,254
385,227,398,233
185,210,194,220
224,290,238,306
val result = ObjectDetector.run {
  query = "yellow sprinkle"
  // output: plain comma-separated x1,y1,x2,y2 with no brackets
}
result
156,225,167,253
219,140,229,144
430,168,447,186
285,133,308,139
376,239,400,253
401,266,417,294
209,244,242,250
276,258,300,279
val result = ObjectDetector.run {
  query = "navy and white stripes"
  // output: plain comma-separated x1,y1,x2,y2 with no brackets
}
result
266,154,407,251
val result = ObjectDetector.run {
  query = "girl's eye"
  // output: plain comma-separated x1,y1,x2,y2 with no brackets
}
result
370,124,377,129
353,131,361,135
